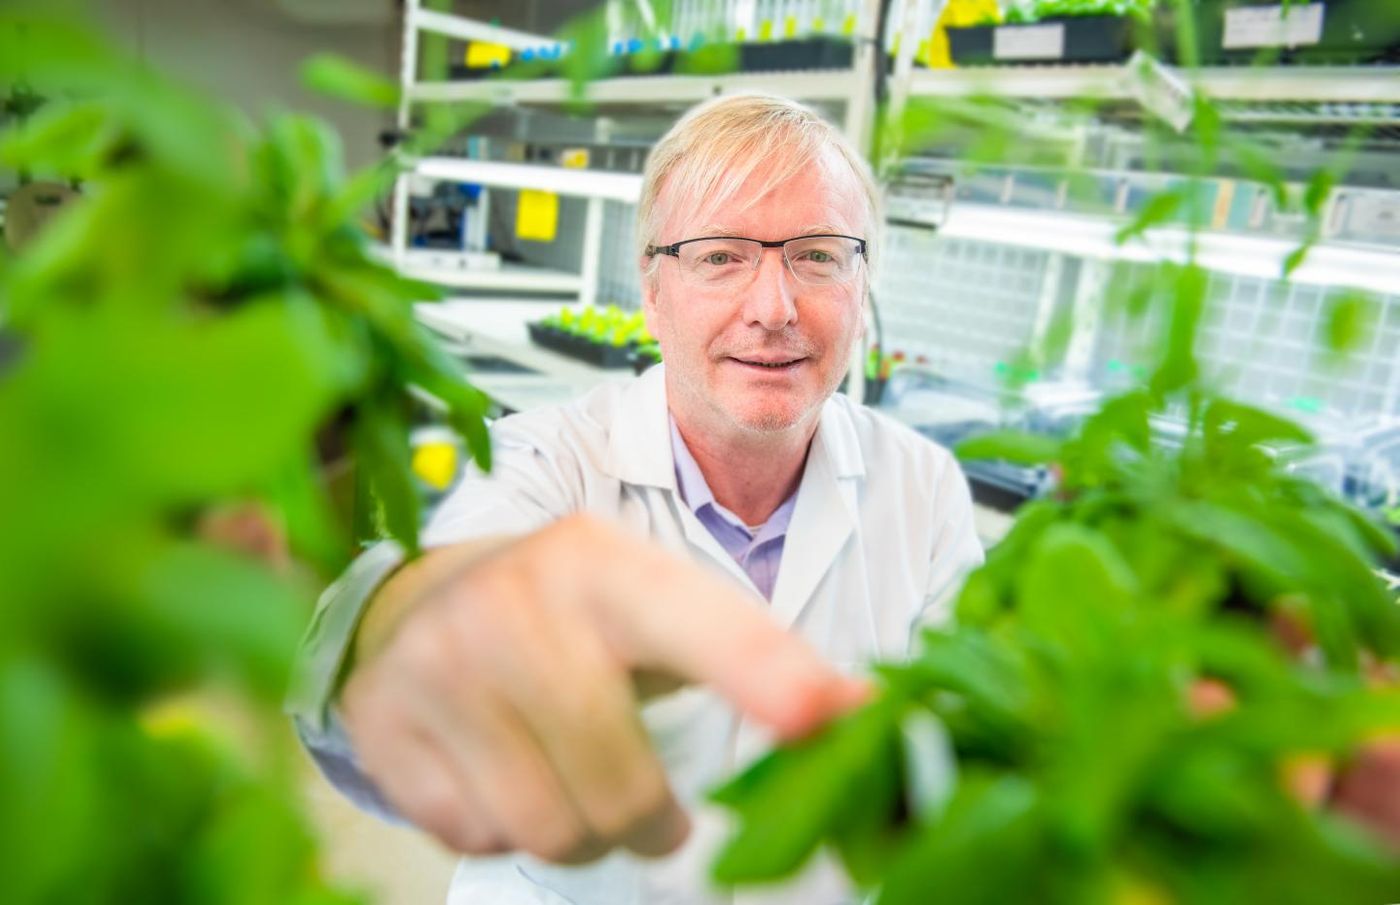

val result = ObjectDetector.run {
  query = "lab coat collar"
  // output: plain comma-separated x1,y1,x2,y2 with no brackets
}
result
603,363,677,489
769,399,864,627
602,363,867,488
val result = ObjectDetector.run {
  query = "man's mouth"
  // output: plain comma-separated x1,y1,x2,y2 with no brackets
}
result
730,356,805,371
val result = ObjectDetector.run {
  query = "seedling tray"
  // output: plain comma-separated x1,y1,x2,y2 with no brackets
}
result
528,322,634,368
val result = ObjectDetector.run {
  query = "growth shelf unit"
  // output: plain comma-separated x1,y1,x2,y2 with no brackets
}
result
870,2,1400,512
388,0,888,393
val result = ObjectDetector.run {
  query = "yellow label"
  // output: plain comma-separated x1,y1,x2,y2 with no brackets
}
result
736,26,748,41
516,189,559,241
842,13,858,35
759,19,774,41
465,41,511,69
813,16,826,31
412,441,459,491
560,148,590,169
784,15,797,37
1212,180,1236,230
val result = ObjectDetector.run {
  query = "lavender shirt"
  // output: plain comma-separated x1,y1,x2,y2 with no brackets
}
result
669,417,797,601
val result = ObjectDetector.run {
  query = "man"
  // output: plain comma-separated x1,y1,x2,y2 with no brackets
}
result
290,93,984,903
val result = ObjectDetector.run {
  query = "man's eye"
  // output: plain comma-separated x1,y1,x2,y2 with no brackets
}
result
803,250,834,263
703,252,735,266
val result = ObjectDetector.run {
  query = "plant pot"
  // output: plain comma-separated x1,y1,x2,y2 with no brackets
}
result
947,15,1138,65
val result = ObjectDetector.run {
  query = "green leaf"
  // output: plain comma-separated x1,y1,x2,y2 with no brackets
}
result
352,392,421,556
1303,168,1335,217
1229,138,1289,209
878,773,1040,905
1149,263,1207,397
301,53,400,109
710,699,905,885
955,430,1060,466
1203,398,1313,451
0,100,119,178
1322,291,1377,357
1283,241,1314,278
1115,190,1184,244
398,330,493,473
897,628,1032,758
1016,523,1140,656
137,541,313,700
1159,499,1364,669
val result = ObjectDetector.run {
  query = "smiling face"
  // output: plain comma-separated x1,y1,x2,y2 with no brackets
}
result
642,148,868,443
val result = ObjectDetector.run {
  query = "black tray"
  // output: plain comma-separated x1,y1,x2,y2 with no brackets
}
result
739,37,855,72
1183,0,1400,65
948,15,1138,65
630,347,662,375
528,322,634,368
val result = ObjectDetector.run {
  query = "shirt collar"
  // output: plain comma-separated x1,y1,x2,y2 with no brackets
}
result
669,414,800,541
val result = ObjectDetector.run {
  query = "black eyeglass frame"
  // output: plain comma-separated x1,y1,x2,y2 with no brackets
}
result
644,234,868,260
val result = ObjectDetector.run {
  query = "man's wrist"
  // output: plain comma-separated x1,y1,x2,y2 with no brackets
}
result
286,540,407,733
350,535,518,668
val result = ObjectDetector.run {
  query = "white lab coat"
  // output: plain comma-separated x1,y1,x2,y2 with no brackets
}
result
416,364,985,905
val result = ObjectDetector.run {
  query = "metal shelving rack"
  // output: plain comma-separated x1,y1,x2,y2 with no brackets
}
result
387,0,885,310
871,0,1400,493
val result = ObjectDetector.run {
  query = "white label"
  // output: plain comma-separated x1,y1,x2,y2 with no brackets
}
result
1222,4,1325,49
1125,50,1196,133
1345,193,1400,240
992,23,1065,60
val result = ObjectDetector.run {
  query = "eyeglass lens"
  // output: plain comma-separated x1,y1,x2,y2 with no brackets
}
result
675,236,862,287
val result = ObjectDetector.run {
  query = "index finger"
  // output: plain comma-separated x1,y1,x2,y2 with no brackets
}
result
577,530,869,739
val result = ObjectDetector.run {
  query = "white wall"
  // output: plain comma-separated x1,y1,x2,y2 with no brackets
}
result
96,0,398,170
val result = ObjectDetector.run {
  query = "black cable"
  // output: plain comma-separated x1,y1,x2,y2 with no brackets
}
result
870,0,896,167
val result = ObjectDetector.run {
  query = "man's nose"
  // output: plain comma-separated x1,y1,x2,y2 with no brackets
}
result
740,247,798,331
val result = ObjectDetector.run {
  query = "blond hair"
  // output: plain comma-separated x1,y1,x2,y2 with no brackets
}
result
637,93,879,280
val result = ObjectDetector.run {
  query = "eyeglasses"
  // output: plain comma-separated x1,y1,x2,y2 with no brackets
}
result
645,234,868,288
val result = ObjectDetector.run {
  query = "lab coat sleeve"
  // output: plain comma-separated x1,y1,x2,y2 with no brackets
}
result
910,453,986,641
287,427,579,818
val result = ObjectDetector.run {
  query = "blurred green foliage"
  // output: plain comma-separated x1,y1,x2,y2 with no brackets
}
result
0,8,491,903
715,377,1400,905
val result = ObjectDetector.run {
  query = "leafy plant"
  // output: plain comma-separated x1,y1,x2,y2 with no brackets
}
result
1002,0,1157,25
713,365,1400,905
0,9,492,904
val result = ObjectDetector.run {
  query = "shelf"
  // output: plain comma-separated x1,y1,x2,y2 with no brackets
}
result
935,202,1400,296
407,69,861,108
399,260,583,294
906,64,1400,104
413,157,643,203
